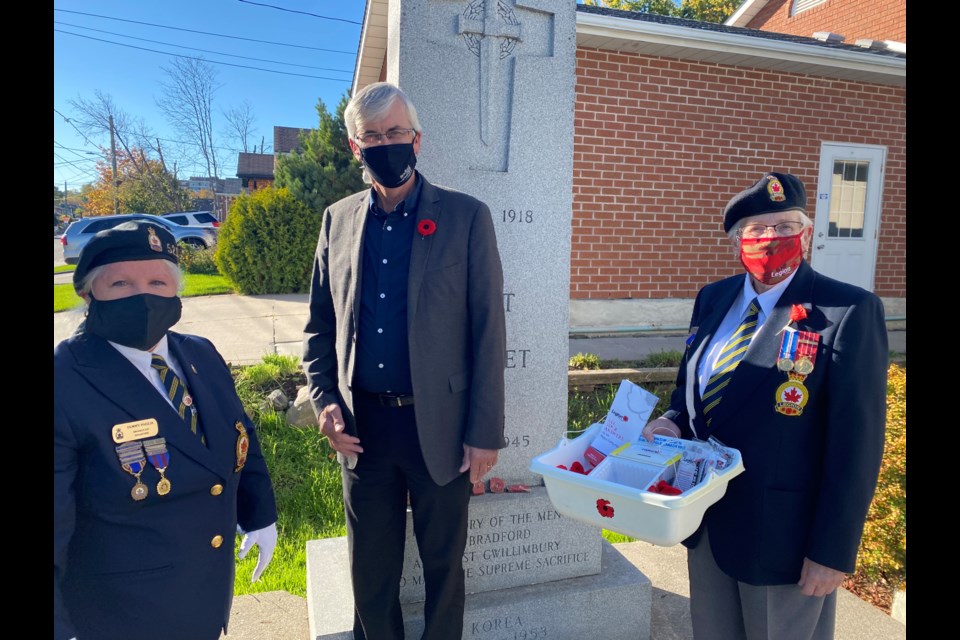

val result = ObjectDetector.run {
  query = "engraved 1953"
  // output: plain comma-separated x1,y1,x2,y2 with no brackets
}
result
502,209,534,223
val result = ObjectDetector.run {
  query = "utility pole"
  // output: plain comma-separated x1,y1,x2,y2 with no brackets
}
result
109,115,119,215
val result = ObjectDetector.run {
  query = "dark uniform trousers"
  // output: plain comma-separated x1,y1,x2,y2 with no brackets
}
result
344,393,472,640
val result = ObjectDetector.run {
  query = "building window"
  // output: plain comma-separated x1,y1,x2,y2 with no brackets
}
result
828,160,868,238
791,0,827,16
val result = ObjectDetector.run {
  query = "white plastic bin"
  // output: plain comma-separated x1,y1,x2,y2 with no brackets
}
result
529,423,745,546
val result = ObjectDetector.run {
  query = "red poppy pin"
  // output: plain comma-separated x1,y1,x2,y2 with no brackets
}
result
790,304,808,324
417,219,437,237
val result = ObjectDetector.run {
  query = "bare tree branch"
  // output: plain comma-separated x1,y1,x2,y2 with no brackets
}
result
222,100,257,153
156,56,225,178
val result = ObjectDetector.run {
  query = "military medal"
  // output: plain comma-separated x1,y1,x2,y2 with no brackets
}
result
116,441,149,501
777,328,799,371
793,331,820,375
234,420,249,472
774,329,820,416
143,437,172,496
775,375,809,416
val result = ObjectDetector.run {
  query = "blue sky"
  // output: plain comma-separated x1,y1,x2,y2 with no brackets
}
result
54,0,366,189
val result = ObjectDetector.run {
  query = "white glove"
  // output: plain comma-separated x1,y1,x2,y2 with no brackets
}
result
238,522,278,582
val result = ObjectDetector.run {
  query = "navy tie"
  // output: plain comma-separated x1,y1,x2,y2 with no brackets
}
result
701,298,760,427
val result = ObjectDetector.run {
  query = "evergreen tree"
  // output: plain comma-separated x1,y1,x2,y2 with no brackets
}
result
274,92,365,215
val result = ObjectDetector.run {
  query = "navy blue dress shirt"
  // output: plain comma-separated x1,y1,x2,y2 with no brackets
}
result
353,175,423,394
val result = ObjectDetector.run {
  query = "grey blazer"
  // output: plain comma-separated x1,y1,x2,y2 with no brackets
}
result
302,174,507,485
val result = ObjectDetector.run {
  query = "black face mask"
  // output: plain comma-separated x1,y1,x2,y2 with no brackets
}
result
359,142,417,188
84,294,183,350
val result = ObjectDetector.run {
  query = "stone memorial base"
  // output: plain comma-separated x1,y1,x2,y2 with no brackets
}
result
307,536,651,640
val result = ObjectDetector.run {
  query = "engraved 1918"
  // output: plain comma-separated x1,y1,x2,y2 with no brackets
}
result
502,209,534,223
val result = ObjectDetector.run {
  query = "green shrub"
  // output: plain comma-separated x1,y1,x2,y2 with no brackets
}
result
215,187,321,294
640,349,683,368
239,362,284,388
856,364,906,589
568,352,601,370
261,353,301,376
177,242,220,275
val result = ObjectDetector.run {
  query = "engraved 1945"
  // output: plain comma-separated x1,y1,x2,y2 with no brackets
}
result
502,209,534,223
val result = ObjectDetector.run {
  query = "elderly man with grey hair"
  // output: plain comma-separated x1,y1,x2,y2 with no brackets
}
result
302,82,507,639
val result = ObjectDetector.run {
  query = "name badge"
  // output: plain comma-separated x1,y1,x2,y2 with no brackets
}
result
112,418,160,443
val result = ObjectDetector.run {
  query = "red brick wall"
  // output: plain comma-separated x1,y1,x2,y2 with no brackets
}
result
572,47,906,299
748,0,906,44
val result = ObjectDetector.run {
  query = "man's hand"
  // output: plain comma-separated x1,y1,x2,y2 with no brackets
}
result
798,557,846,597
238,522,278,582
318,404,362,456
459,445,499,484
641,416,681,442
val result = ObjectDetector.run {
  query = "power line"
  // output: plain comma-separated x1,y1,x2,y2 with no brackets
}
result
53,107,101,149
54,140,105,161
55,20,353,74
53,152,100,178
54,8,357,55
236,1,363,25
56,29,355,82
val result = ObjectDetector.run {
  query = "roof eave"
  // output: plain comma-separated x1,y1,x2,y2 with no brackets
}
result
576,11,905,87
725,0,767,28
353,0,389,96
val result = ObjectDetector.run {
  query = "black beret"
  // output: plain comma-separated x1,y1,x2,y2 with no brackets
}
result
723,172,807,233
73,221,180,290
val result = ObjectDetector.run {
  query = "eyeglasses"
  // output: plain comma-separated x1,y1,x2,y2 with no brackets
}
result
739,221,805,238
355,128,417,146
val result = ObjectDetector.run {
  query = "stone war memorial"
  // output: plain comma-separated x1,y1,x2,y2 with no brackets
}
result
306,1,652,638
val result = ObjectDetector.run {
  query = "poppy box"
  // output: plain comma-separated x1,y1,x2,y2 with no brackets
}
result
529,423,745,546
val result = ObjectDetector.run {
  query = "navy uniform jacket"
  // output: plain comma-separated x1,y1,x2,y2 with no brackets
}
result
670,260,887,586
54,331,277,640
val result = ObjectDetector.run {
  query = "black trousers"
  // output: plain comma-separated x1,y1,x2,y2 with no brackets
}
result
343,394,472,640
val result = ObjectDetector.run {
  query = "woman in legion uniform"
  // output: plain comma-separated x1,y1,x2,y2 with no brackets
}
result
54,221,278,640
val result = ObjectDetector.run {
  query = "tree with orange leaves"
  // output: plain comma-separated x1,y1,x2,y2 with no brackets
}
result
81,148,192,216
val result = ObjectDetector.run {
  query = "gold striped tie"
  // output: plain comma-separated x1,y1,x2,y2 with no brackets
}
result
151,354,202,440
702,298,760,427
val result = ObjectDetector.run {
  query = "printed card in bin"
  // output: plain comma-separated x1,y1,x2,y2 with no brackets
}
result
529,382,745,546
583,379,660,467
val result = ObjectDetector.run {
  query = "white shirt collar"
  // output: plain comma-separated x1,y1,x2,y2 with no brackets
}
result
740,268,799,319
109,334,169,366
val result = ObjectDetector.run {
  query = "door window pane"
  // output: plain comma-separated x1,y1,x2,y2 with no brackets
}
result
828,161,868,238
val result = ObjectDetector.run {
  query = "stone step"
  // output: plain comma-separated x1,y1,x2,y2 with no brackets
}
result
223,541,906,640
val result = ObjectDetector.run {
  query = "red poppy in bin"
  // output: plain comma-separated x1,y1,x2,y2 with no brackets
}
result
596,498,614,518
417,219,437,237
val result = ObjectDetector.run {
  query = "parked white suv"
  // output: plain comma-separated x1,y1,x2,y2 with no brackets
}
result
60,214,217,265
162,211,220,228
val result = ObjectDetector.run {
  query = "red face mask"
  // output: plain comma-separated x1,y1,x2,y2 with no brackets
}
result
739,233,804,285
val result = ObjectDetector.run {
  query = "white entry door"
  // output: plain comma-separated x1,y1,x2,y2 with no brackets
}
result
810,143,886,291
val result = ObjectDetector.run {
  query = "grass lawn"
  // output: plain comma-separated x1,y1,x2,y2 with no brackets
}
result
181,274,236,297
232,410,346,595
54,274,236,312
54,265,75,274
